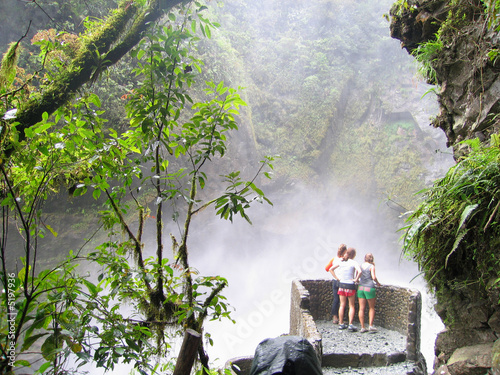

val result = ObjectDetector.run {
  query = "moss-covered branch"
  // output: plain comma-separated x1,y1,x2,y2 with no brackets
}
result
10,0,184,148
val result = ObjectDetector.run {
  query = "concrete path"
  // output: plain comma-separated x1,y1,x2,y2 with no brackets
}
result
315,320,425,374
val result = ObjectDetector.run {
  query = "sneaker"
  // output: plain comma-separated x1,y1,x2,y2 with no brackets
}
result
369,326,378,333
338,324,348,330
348,324,357,332
360,327,368,333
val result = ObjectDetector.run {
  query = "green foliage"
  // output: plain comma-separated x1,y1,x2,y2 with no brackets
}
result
409,0,499,86
488,48,500,63
401,139,500,296
483,0,500,30
0,42,20,92
411,39,443,85
0,1,273,373
390,0,418,17
197,0,434,208
74,5,273,370
216,162,274,223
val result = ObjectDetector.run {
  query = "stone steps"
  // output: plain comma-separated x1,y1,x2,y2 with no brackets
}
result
323,361,422,374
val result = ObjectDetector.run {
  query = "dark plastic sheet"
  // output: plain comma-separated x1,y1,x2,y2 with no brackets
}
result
249,336,323,375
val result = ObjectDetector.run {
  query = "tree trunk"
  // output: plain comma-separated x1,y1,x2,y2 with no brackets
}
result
173,329,202,375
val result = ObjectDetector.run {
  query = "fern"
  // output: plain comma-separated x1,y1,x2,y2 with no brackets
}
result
411,39,443,85
401,142,500,293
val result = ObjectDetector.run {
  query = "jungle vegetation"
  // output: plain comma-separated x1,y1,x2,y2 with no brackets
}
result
402,140,500,302
0,1,273,374
395,0,500,321
0,0,474,373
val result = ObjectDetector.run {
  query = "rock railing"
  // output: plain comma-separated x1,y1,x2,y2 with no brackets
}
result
291,279,422,361
226,279,425,374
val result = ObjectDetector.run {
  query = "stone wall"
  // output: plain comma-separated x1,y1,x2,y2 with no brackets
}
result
290,279,422,361
226,279,424,374
289,278,323,359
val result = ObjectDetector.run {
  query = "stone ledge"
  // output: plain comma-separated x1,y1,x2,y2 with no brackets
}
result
225,279,427,374
322,352,407,367
291,279,423,362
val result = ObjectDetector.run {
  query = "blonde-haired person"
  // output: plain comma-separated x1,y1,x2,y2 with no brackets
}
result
325,244,347,324
329,247,361,332
355,253,381,333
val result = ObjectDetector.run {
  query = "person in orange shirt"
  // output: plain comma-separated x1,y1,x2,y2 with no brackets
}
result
325,244,347,324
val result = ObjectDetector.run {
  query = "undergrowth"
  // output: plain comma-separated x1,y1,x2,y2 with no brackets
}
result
401,139,500,299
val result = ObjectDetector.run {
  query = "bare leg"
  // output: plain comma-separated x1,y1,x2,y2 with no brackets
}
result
358,298,367,329
368,298,376,327
338,295,347,324
348,295,356,325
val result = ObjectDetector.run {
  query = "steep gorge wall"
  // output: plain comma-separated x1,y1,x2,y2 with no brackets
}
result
389,1,500,374
390,0,500,153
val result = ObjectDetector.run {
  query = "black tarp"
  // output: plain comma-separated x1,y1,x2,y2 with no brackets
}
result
248,336,323,375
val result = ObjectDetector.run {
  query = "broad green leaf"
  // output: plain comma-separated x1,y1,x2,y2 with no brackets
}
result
41,335,61,361
22,333,49,351
37,362,52,373
115,346,125,355
83,279,100,295
88,93,101,107
70,342,82,353
93,188,101,200
14,359,31,367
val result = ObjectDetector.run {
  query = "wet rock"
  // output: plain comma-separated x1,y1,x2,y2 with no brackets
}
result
492,339,500,375
433,364,451,375
489,310,500,335
389,0,448,54
435,327,497,365
390,0,500,150
446,342,493,375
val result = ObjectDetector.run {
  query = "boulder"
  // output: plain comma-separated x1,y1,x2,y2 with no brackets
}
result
492,339,500,375
435,327,497,363
446,342,493,375
489,310,500,335
433,364,451,375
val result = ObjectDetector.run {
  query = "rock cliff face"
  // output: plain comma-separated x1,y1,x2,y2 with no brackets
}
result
389,1,500,374
390,0,500,154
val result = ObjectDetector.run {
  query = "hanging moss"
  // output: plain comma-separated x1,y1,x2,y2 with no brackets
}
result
13,2,138,140
9,0,183,154
0,41,20,91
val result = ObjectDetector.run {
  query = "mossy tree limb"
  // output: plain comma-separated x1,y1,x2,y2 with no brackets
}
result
10,0,185,148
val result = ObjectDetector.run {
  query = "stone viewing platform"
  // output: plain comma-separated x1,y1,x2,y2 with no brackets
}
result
226,279,427,375
317,320,418,374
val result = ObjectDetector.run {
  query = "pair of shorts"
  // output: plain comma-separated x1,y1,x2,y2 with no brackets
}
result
357,286,376,299
338,288,356,297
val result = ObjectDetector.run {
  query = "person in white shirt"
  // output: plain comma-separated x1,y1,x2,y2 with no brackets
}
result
329,247,361,332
